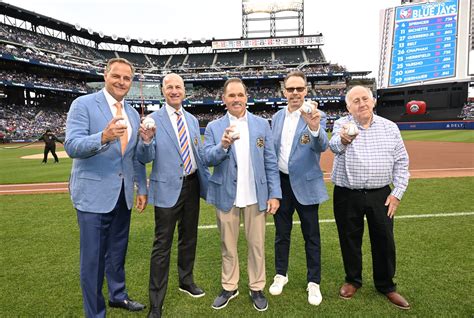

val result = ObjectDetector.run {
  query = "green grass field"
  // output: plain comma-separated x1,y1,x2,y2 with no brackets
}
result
0,130,473,316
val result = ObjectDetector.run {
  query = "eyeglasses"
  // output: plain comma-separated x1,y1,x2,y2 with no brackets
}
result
285,87,306,93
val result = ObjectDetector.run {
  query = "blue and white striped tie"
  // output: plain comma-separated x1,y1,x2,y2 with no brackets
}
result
175,111,193,175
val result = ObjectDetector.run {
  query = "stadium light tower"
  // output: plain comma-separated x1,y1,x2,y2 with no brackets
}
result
242,0,304,38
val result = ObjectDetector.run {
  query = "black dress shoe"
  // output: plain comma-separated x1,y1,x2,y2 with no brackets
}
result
148,307,162,318
179,283,205,298
108,298,146,311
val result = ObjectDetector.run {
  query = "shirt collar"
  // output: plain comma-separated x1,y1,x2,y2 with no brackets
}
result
102,88,123,107
165,103,183,117
348,113,376,127
228,111,248,122
285,106,301,119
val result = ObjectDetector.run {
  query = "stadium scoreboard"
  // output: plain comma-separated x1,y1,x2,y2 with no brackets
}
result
211,35,323,50
389,0,458,87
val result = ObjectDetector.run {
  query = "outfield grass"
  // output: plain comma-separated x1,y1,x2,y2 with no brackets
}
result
1,178,473,317
400,129,474,143
1,131,473,316
1,130,473,185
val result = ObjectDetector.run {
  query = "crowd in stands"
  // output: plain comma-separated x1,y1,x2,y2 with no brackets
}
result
0,103,67,141
0,24,100,61
0,70,90,92
458,102,474,120
0,99,351,141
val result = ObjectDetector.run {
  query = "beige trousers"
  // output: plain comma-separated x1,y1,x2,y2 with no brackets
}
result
216,204,266,291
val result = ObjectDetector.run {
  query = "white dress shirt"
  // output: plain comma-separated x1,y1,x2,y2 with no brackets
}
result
229,112,257,207
103,88,131,142
165,103,197,175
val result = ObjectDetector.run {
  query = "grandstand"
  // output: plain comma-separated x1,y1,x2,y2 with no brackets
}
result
0,1,373,141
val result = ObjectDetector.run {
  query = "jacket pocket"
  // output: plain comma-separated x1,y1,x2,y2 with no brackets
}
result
209,175,223,185
306,170,322,181
77,171,101,181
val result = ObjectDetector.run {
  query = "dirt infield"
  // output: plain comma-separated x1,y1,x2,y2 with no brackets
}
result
1,140,473,195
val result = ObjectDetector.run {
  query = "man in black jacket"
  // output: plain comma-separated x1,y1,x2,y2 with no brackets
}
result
39,129,62,163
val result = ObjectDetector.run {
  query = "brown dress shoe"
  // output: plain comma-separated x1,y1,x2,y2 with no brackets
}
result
385,292,411,310
339,283,358,299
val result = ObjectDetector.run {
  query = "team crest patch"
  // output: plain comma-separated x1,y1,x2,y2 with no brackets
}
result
193,137,198,146
300,133,310,144
256,137,264,148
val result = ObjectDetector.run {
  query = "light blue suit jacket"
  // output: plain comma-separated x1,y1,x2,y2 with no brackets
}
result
136,106,210,208
271,108,329,205
65,90,147,213
203,112,282,212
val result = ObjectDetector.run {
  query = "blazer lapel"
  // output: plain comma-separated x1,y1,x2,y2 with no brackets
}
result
96,92,113,122
290,116,307,156
157,106,180,153
273,110,284,156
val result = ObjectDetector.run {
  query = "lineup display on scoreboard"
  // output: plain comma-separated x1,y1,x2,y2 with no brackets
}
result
211,35,323,50
389,0,458,87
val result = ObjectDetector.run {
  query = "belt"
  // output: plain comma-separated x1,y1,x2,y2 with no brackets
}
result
182,171,197,181
336,185,389,192
279,171,289,179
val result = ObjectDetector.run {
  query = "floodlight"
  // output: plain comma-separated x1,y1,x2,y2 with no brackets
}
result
150,39,156,45
138,37,144,44
112,34,118,40
162,39,168,45
186,38,193,44
99,31,104,38
74,23,81,31
125,35,131,42
200,37,206,44
173,38,179,45
87,28,93,35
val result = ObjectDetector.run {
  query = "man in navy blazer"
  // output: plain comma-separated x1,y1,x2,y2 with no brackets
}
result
203,78,281,312
137,73,210,318
268,70,329,306
65,58,147,318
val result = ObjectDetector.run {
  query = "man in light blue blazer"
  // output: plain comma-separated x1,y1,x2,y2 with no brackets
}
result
137,73,210,318
203,78,281,312
65,58,148,318
268,70,329,306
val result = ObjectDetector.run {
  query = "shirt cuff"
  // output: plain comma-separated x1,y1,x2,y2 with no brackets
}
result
308,126,320,137
391,187,405,200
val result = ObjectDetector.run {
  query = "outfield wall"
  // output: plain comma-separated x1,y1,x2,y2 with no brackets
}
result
396,120,474,130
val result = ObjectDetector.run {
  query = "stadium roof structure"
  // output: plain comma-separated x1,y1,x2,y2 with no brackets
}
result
0,2,214,49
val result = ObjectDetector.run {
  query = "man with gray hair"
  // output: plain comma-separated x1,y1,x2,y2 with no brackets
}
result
329,85,410,310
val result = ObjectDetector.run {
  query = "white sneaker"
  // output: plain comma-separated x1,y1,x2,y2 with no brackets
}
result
269,274,288,295
307,282,322,306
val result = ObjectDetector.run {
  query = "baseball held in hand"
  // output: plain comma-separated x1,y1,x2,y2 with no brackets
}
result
346,122,359,136
143,117,156,129
230,126,240,140
117,118,127,126
302,102,313,114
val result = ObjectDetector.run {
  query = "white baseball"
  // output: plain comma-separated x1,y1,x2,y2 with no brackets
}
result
230,126,240,140
117,119,127,126
143,117,155,129
302,102,313,114
346,122,359,136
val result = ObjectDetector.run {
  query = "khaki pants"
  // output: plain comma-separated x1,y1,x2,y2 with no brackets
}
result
216,204,266,291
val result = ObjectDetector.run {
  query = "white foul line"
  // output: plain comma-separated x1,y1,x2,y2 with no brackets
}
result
197,211,474,230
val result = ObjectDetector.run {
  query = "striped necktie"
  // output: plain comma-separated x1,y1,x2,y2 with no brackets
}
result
175,111,193,175
115,102,128,155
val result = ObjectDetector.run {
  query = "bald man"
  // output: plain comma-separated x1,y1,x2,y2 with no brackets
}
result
137,73,210,318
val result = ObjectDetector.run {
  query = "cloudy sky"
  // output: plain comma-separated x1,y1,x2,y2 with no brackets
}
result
4,0,402,75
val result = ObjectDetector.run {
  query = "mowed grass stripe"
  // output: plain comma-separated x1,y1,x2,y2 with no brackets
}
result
197,211,474,229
